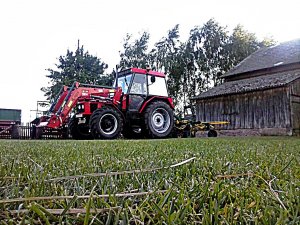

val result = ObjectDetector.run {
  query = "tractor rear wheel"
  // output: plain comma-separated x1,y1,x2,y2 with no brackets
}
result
144,101,174,138
90,107,123,139
68,116,92,140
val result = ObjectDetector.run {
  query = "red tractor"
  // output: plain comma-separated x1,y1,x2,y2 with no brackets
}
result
36,68,174,139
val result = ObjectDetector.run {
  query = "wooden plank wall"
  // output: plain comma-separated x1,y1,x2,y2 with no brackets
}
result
290,79,300,134
196,87,292,130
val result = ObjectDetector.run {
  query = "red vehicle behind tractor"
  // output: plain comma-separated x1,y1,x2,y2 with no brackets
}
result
35,68,175,139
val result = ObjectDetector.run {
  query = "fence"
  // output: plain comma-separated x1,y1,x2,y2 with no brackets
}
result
0,125,13,139
0,123,64,139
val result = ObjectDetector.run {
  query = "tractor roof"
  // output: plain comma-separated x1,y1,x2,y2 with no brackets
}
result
118,68,165,78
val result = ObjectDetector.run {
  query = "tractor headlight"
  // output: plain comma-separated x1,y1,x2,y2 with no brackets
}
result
77,104,84,113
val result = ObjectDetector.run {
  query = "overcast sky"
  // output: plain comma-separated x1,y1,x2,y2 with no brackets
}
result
1,0,300,122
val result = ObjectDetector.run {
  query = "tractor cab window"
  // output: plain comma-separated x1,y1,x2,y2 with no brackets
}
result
116,75,132,94
148,76,168,96
129,73,147,95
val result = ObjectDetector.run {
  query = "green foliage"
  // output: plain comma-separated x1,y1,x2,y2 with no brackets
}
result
119,32,151,69
42,41,112,101
260,36,277,47
228,24,260,65
0,137,299,224
185,19,230,108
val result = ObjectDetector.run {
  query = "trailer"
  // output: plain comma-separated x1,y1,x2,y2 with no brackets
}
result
0,108,21,139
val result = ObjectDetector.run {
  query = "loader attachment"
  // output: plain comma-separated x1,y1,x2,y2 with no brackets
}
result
174,104,229,138
35,82,119,130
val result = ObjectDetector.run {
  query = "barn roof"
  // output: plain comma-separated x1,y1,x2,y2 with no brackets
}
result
222,39,300,78
193,69,300,100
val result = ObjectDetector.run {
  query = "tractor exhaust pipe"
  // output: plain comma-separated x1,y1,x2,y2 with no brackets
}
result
115,65,119,89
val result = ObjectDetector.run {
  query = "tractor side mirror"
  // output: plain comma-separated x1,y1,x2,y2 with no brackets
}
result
150,76,156,83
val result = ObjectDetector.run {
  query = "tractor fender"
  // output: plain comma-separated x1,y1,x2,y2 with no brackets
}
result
102,102,126,121
139,96,174,113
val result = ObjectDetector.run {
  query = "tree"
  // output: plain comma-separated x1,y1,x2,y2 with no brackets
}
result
259,36,277,48
41,41,111,101
118,32,151,69
227,25,276,69
183,19,230,107
226,25,260,69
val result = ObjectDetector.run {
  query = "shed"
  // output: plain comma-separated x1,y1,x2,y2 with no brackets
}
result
193,39,300,136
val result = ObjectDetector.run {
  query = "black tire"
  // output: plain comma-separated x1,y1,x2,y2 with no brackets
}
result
207,130,217,137
182,124,191,138
122,126,144,139
144,101,174,138
171,128,179,138
191,131,196,138
90,106,123,139
182,130,191,138
68,116,92,140
61,126,69,139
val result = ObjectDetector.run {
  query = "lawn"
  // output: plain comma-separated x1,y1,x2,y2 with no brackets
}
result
0,137,299,224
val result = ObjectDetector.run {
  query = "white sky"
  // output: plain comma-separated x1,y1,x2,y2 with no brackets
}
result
0,0,300,123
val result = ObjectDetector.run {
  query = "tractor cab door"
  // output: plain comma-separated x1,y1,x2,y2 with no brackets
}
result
127,73,147,111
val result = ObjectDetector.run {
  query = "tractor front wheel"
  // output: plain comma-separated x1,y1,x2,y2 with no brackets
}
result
144,101,174,138
68,116,92,140
90,107,123,139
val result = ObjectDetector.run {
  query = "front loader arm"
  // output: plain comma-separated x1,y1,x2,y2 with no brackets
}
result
44,82,119,129
47,86,68,115
46,82,83,129
36,84,77,128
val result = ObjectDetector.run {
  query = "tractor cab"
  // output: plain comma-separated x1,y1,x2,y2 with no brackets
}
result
116,68,168,96
115,68,170,112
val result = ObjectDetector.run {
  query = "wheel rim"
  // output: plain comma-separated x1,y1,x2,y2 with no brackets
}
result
151,108,170,134
99,113,118,135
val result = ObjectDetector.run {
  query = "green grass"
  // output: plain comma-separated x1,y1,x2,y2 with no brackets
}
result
0,137,299,224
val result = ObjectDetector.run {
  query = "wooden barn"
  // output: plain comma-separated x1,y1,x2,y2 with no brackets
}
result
193,39,300,136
